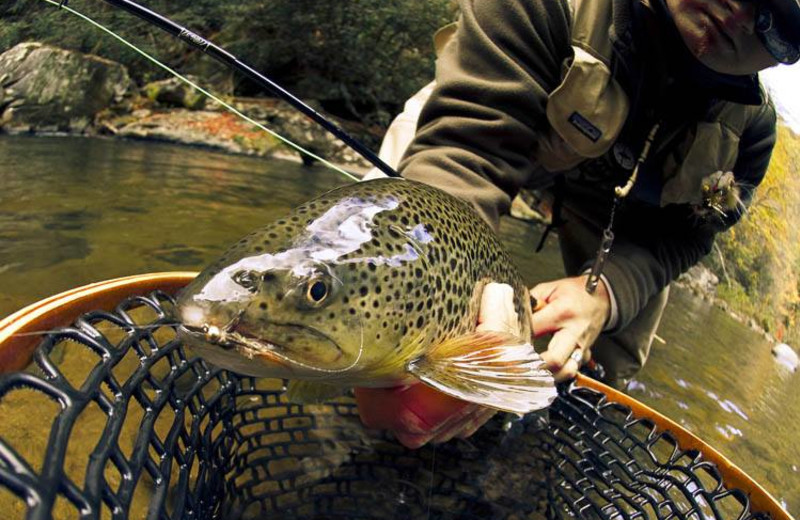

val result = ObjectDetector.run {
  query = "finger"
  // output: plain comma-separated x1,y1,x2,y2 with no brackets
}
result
549,357,580,382
394,405,480,448
354,386,429,433
355,385,473,434
540,328,582,373
529,298,572,337
395,431,438,450
476,283,518,335
455,408,497,439
428,406,485,444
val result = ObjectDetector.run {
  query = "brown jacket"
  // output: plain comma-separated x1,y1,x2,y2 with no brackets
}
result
398,0,776,331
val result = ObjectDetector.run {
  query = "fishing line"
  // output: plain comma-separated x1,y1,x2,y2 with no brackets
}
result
426,446,436,520
8,321,179,338
42,0,362,181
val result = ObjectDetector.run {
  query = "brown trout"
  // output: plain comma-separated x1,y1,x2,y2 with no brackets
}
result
176,178,556,413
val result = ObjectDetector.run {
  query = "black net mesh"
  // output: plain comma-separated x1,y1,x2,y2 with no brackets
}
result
0,291,773,520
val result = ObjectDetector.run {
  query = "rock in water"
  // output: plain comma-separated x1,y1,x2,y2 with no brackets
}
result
772,343,799,372
142,76,207,110
0,42,132,133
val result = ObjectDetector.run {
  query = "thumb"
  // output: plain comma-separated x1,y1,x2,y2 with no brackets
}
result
477,283,517,334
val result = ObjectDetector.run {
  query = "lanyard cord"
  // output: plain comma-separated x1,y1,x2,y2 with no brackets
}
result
585,121,661,294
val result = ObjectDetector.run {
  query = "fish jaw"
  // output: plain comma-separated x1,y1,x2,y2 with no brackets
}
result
177,324,295,378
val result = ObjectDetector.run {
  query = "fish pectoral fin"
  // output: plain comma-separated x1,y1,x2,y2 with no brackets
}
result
407,331,557,414
285,380,344,404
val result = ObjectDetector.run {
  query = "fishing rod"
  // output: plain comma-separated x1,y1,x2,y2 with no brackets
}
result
54,0,401,179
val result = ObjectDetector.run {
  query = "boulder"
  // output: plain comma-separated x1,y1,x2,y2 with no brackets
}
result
772,343,799,372
677,264,720,295
0,42,133,133
142,76,207,110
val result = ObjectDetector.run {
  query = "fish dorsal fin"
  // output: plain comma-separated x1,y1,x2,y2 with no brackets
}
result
407,331,557,414
285,380,344,404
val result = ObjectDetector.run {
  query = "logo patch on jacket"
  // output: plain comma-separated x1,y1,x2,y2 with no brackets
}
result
568,112,602,143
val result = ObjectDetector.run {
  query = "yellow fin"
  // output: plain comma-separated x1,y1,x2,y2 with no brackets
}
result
407,331,557,414
285,380,344,404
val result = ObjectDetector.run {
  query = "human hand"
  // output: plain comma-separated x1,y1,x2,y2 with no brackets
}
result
355,282,519,448
529,275,610,382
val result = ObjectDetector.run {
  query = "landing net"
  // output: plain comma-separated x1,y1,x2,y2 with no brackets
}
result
0,291,775,519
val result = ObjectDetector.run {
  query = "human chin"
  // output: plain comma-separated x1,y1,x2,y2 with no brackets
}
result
698,41,779,75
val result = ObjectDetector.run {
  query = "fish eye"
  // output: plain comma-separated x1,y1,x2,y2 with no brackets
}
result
232,270,258,291
307,280,328,303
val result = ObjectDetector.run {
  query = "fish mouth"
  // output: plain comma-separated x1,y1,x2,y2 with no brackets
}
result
178,321,344,370
177,323,283,363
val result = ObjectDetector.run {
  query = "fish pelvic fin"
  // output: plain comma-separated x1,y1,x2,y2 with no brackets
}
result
285,380,345,404
407,331,557,414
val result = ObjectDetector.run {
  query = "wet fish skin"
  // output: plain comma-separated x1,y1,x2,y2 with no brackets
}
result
176,178,555,413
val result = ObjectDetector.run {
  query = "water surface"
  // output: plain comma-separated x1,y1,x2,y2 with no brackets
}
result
1,135,797,514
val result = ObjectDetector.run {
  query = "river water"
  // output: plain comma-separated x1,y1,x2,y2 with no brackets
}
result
0,135,797,514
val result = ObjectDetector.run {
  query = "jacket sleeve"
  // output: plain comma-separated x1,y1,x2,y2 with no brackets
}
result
600,100,777,331
397,0,573,231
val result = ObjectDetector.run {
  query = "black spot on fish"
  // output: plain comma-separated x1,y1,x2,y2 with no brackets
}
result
359,287,368,297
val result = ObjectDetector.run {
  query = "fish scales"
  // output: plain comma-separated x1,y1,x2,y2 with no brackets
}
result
176,178,555,413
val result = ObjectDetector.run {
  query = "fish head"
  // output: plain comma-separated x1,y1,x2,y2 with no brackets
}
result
175,181,429,380
175,252,367,378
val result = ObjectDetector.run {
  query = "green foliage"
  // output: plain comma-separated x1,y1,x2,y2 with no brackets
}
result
218,0,454,125
709,124,800,344
0,0,456,126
